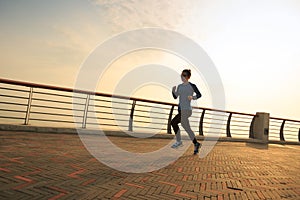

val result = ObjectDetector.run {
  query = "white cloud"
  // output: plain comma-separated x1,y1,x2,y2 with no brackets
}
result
91,0,198,31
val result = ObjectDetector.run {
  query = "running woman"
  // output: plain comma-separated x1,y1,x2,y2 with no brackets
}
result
171,69,202,155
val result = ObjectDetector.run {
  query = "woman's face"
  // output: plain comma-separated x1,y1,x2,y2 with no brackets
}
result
181,73,190,82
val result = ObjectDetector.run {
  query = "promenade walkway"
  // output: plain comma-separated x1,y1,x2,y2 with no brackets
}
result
0,131,299,200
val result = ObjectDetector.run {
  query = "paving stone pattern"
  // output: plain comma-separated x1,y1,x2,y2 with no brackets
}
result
0,131,299,200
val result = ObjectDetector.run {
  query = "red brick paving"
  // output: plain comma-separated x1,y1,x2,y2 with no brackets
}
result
0,131,300,199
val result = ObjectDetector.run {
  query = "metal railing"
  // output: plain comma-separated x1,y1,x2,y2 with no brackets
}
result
0,78,299,142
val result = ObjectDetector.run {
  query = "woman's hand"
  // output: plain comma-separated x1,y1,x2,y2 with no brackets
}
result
172,86,176,92
188,96,193,101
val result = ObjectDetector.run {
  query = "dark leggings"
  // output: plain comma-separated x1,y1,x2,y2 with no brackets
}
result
171,110,196,141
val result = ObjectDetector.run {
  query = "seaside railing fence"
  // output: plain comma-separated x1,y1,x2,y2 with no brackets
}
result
0,78,299,143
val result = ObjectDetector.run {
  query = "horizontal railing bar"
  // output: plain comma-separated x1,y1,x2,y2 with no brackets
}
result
137,101,172,107
269,133,280,135
85,122,124,127
205,110,228,114
283,125,299,129
188,114,201,117
134,114,166,120
285,122,300,126
32,97,83,105
30,111,82,118
191,111,204,115
136,105,172,110
202,123,226,127
131,120,166,125
0,116,24,120
284,123,300,126
269,124,281,127
30,118,77,123
203,126,226,130
134,109,168,115
31,104,84,112
34,91,85,99
230,119,252,124
283,138,299,140
0,101,28,106
203,117,227,122
91,110,129,117
282,129,298,133
0,108,25,113
205,110,254,116
204,131,225,135
188,118,201,122
86,116,128,122
86,122,118,127
189,114,202,117
135,103,171,110
133,125,165,130
91,98,132,105
268,134,280,137
270,119,283,123
230,133,248,136
192,109,205,113
0,86,29,93
93,100,132,107
135,128,167,131
0,94,28,100
230,124,250,128
230,128,250,131
284,134,298,136
91,104,130,111
203,112,228,117
269,132,280,134
231,115,254,120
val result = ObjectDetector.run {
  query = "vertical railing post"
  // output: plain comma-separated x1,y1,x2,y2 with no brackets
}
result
167,105,175,134
128,100,136,131
226,113,232,137
280,120,286,141
82,94,90,129
298,128,300,142
24,87,33,125
249,112,269,142
199,109,205,136
249,115,255,138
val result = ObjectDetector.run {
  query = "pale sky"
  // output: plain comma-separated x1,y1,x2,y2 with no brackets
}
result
0,0,299,120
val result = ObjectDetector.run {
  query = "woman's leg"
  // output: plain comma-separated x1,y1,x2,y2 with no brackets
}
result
171,112,181,142
181,110,201,154
180,110,196,141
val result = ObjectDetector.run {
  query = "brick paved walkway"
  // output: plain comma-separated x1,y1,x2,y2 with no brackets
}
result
0,131,299,200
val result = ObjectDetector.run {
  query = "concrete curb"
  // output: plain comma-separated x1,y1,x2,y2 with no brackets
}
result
0,124,299,145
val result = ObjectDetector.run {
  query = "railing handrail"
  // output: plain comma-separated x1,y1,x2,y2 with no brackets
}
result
2,78,300,122
0,78,256,116
270,117,300,123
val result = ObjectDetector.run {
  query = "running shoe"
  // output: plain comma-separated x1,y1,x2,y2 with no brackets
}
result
171,141,183,148
193,142,201,155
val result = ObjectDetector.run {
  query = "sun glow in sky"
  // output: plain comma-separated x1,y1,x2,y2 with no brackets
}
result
0,0,299,119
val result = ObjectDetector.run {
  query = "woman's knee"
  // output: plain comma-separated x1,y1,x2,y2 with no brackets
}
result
171,119,177,127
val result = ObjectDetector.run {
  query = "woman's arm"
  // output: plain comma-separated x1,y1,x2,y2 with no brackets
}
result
172,85,179,99
190,83,202,100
